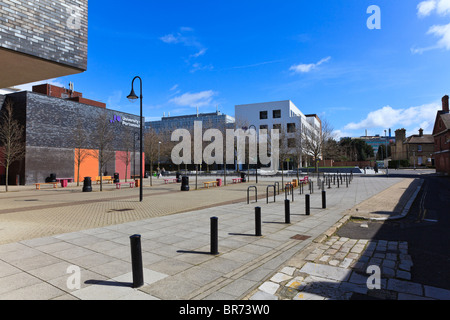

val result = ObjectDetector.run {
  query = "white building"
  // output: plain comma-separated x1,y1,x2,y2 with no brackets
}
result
235,100,321,170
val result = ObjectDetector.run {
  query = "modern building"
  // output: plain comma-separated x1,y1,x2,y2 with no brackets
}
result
0,84,143,185
145,110,235,134
391,128,434,167
0,0,88,88
433,95,450,175
234,100,321,169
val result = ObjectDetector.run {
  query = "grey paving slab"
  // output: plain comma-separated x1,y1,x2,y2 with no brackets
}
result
1,176,438,300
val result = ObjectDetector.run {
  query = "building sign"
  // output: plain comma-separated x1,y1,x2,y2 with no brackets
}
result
111,115,140,128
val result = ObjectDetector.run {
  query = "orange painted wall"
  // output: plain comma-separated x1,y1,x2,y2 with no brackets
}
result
74,149,99,183
115,151,131,180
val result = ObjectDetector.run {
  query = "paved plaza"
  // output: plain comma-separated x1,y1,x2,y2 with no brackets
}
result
0,173,448,300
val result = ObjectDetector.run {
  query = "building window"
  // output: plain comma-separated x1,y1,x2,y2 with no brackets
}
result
260,125,268,131
273,110,281,119
288,138,296,148
287,123,296,133
273,124,281,131
418,145,422,152
260,111,268,120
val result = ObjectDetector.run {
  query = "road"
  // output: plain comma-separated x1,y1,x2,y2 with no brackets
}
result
337,169,450,290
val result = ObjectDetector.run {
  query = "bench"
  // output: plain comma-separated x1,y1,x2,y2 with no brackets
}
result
96,176,113,184
164,178,178,184
299,176,309,184
35,182,58,190
232,178,243,184
115,182,135,189
203,181,218,188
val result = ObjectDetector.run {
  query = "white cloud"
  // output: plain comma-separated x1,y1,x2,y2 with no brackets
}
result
343,102,441,134
417,0,450,17
413,0,450,54
289,56,331,74
412,22,450,53
427,22,450,49
160,33,180,44
190,48,207,59
418,0,437,17
169,90,217,108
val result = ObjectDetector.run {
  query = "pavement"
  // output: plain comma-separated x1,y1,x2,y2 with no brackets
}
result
0,172,449,300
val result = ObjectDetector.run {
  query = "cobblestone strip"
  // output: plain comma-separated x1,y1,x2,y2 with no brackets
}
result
249,235,450,300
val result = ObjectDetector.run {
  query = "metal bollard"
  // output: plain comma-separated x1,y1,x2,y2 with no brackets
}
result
130,234,144,288
305,194,310,216
322,190,327,209
211,217,219,255
285,199,291,224
255,207,262,237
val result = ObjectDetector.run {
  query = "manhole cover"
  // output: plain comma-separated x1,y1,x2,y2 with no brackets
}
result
291,234,311,241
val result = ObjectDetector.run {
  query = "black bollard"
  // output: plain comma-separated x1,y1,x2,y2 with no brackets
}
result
322,190,327,209
255,207,262,237
285,199,291,224
211,217,219,255
130,235,144,288
305,194,310,216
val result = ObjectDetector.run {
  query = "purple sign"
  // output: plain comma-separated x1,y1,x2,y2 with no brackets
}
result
110,115,122,123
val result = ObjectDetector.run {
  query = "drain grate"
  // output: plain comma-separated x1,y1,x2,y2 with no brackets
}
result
290,234,311,241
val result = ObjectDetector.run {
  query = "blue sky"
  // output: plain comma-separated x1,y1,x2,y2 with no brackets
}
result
20,0,450,139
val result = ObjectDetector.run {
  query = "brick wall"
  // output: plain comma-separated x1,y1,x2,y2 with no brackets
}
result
0,0,88,70
2,91,142,184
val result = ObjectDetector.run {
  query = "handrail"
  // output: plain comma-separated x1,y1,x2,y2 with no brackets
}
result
247,186,258,204
266,185,276,204
274,182,280,195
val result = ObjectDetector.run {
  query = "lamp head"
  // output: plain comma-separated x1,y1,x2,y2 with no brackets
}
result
127,88,139,102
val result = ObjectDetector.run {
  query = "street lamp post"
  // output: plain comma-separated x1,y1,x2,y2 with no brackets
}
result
158,141,161,169
127,76,144,202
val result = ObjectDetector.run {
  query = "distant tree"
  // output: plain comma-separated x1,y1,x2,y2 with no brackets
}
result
339,138,374,161
90,112,115,191
144,127,164,186
301,118,333,173
0,100,25,192
376,144,391,160
72,119,90,186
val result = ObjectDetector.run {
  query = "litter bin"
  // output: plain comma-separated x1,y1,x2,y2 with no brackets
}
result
114,173,120,183
61,179,68,188
216,178,222,187
83,177,92,192
241,172,246,183
181,176,190,191
135,179,140,188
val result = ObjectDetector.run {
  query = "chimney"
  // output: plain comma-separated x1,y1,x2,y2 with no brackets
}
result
419,128,424,137
443,95,449,112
